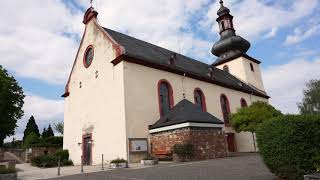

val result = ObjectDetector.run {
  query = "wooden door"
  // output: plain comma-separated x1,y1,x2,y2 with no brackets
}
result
226,133,236,152
83,136,92,165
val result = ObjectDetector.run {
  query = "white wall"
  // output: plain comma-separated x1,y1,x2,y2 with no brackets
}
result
216,56,265,91
63,19,127,165
123,61,268,153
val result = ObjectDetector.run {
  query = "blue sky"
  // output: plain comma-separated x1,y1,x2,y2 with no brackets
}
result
1,0,320,141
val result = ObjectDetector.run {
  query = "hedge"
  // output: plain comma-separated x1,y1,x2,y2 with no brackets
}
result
28,136,63,148
256,114,320,180
31,150,73,168
0,166,16,174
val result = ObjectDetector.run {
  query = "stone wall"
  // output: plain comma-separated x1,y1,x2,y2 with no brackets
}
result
150,127,227,161
0,149,4,162
26,147,61,162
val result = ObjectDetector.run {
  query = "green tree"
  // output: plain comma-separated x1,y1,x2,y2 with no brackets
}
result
24,132,39,148
54,122,64,135
298,79,320,114
42,125,54,138
46,125,54,137
230,101,282,151
0,65,25,147
41,128,47,138
23,116,40,142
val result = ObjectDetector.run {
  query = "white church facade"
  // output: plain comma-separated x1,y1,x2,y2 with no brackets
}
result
63,1,269,165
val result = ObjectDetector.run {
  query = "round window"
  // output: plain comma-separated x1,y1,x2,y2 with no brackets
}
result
83,46,94,68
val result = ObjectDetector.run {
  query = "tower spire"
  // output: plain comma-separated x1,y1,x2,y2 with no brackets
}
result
211,0,251,66
220,0,224,6
83,2,98,25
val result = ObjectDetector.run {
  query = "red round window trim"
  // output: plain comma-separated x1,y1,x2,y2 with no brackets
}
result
157,79,174,117
240,98,248,107
83,45,94,68
193,88,207,112
220,93,231,126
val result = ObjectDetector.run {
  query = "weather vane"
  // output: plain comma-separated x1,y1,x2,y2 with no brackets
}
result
90,0,93,7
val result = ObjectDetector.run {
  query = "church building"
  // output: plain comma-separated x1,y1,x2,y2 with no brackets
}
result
63,1,269,165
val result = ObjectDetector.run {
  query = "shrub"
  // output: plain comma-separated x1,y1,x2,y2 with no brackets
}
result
173,143,194,161
24,132,40,148
39,155,59,168
55,150,69,161
28,136,63,148
31,155,57,167
0,166,16,174
31,149,73,168
110,158,127,163
256,115,320,180
143,155,155,160
62,159,73,166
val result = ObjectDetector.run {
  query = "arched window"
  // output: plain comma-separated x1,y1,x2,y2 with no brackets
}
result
194,88,207,112
240,98,248,107
223,65,229,73
158,80,174,116
221,21,225,31
220,94,231,124
250,63,254,72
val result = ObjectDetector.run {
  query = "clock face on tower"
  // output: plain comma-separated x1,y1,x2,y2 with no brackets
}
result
83,45,94,68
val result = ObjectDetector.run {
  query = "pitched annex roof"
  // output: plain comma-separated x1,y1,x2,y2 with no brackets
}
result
149,99,224,130
103,27,269,99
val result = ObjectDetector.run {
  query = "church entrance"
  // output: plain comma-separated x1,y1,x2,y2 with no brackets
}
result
226,133,236,152
82,134,92,165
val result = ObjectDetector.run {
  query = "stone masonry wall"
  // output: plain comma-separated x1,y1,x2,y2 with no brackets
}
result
0,148,4,162
150,127,227,161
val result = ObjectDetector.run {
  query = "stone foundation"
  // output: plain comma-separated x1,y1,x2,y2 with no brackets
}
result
26,147,61,162
150,127,227,161
0,149,4,162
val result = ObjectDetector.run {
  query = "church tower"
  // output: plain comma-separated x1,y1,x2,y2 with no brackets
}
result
211,0,265,92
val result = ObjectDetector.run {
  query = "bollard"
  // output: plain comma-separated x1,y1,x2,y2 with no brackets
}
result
57,157,61,176
101,154,104,170
81,156,84,173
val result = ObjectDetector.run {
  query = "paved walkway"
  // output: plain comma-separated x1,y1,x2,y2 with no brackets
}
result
44,153,275,180
17,161,161,180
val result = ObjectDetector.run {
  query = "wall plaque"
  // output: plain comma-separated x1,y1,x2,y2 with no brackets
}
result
129,138,148,152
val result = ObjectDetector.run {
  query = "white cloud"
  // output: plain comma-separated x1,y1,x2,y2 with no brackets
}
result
5,93,64,142
203,0,318,40
0,0,83,84
0,0,216,84
264,28,278,38
90,0,213,60
263,58,320,114
285,24,320,45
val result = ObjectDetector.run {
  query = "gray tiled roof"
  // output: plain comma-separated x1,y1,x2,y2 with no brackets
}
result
103,27,268,98
149,99,224,129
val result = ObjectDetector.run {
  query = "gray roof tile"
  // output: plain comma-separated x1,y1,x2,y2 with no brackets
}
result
103,27,269,98
149,99,224,129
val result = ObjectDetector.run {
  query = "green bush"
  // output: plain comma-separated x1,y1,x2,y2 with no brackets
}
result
31,149,73,168
55,150,69,161
24,132,40,148
0,166,16,174
110,158,127,163
28,136,63,148
257,115,320,180
62,159,73,166
143,155,155,160
173,143,194,161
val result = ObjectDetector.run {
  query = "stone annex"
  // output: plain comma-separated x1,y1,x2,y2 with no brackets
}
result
63,0,269,164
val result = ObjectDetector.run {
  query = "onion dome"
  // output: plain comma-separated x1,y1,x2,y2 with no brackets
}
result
217,0,230,16
211,0,251,66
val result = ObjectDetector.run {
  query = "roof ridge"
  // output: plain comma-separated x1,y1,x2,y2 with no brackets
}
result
102,27,210,67
102,27,269,99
